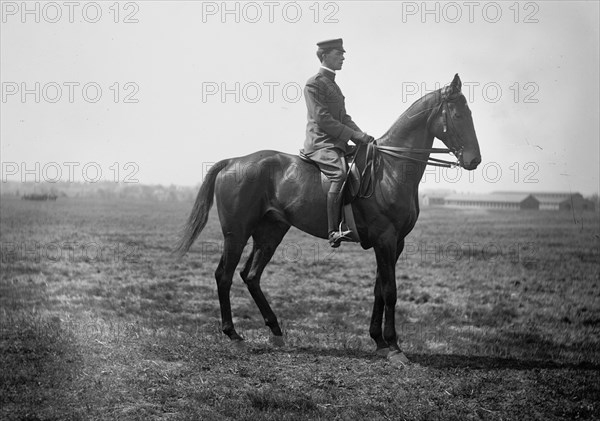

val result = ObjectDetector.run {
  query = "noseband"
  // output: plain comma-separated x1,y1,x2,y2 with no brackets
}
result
376,90,463,168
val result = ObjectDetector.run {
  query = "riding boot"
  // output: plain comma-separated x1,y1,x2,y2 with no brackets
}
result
327,183,352,248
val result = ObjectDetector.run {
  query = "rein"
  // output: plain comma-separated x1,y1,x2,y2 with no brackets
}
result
376,145,458,168
349,142,455,201
347,88,464,199
374,91,462,168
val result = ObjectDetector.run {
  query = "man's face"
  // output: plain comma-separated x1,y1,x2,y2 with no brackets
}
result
322,49,345,71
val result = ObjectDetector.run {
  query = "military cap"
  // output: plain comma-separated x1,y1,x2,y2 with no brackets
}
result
316,38,345,52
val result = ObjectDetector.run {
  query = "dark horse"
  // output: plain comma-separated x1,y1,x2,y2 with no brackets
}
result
176,74,481,366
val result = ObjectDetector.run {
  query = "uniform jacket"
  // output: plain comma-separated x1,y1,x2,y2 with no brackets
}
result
303,67,361,155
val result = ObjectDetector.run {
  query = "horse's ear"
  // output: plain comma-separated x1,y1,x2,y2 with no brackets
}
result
451,73,462,93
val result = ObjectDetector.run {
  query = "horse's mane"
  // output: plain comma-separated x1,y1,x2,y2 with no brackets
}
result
402,85,454,120
378,87,445,142
378,84,461,143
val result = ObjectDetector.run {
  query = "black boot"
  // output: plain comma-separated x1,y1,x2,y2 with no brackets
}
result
327,184,352,248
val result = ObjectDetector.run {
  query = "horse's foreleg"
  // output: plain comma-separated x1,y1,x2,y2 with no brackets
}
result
369,270,388,354
240,219,289,345
375,239,409,366
376,247,399,350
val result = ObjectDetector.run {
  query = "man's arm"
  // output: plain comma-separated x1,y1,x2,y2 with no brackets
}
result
342,112,361,134
304,81,359,142
343,112,373,144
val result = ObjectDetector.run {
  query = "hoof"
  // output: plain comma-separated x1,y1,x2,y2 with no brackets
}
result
375,347,390,357
270,335,285,347
230,339,247,351
387,350,409,368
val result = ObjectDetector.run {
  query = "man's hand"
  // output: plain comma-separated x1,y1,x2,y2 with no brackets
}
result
352,132,375,145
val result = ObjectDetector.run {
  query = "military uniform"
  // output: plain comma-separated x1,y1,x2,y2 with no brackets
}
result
303,67,362,182
303,38,368,247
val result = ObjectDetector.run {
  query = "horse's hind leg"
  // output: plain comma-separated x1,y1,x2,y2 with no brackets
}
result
240,217,290,344
216,234,249,341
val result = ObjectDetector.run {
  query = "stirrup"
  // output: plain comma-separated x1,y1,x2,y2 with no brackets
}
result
328,225,353,248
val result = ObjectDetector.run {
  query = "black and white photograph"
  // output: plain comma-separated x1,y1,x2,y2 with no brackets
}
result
1,1,599,419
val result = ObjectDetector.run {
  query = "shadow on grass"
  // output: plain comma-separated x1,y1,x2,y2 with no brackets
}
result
248,344,380,361
248,344,600,372
409,353,600,371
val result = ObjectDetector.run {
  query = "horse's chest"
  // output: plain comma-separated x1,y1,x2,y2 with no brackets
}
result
388,203,419,236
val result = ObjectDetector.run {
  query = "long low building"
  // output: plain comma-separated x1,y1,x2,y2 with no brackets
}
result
493,191,596,211
422,190,596,211
443,193,540,210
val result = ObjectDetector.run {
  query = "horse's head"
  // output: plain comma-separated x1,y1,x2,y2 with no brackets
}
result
428,74,481,170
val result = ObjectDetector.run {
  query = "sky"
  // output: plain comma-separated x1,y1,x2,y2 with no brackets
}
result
1,1,599,195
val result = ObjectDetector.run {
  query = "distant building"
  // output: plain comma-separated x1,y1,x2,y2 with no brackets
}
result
444,193,540,210
423,195,446,206
420,189,454,206
493,191,596,211
418,190,595,211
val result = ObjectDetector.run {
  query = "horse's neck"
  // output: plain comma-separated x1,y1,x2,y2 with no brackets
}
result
378,97,437,150
378,123,434,150
376,99,438,188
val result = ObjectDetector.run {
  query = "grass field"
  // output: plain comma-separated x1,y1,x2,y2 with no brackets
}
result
1,195,599,420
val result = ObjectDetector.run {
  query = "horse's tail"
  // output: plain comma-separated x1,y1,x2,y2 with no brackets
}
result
174,159,229,257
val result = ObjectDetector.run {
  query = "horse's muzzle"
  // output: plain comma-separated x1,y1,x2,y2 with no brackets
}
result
461,152,481,170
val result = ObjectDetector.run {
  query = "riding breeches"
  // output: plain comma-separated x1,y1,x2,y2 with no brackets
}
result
303,147,347,183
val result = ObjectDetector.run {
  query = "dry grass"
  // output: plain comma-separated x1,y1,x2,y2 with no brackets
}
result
1,196,599,420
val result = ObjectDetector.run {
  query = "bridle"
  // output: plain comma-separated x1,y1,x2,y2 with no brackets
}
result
346,88,468,199
376,89,464,168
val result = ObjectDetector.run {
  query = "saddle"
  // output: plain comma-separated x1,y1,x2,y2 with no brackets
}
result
299,143,378,201
299,143,378,243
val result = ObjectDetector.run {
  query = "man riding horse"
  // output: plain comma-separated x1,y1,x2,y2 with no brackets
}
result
176,68,481,363
302,38,374,248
